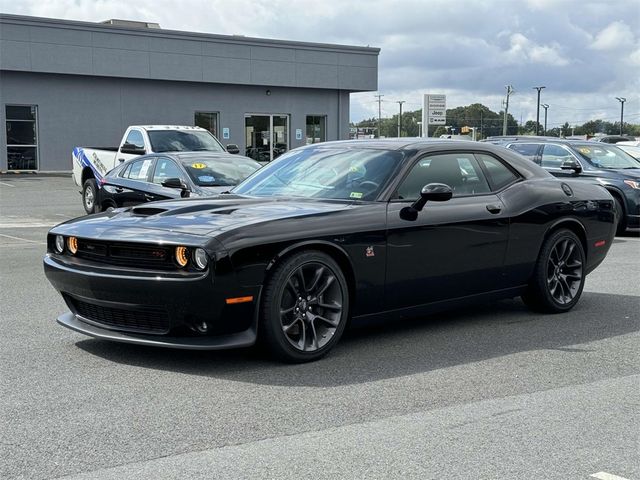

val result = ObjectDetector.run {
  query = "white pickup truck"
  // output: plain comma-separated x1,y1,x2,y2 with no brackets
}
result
73,125,240,213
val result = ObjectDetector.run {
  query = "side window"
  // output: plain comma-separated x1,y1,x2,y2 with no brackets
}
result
123,130,145,149
507,143,540,163
124,158,154,181
541,144,572,169
476,154,520,191
153,158,185,184
397,153,490,200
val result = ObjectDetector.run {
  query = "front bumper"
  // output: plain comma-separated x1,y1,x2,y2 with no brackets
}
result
44,254,260,349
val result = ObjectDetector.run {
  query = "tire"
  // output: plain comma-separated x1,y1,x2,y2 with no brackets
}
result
613,196,627,236
260,251,349,363
522,229,585,313
82,178,100,215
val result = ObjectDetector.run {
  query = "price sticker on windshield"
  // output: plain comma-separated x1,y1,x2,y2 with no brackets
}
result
578,147,591,154
191,163,206,169
350,192,363,199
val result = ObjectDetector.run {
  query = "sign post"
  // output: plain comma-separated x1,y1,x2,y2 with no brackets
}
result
422,94,447,137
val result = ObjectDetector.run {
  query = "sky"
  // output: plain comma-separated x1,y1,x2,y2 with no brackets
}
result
1,0,639,128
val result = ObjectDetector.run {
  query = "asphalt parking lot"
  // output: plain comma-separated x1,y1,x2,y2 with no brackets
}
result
1,175,639,480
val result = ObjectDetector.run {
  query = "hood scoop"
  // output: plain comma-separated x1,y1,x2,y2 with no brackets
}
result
131,207,168,217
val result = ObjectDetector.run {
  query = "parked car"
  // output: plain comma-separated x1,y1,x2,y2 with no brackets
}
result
96,152,261,210
504,139,640,234
45,139,616,362
616,141,640,161
73,125,246,214
589,135,637,144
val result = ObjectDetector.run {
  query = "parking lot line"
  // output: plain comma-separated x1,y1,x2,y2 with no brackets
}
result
0,181,16,187
0,232,46,245
591,472,630,480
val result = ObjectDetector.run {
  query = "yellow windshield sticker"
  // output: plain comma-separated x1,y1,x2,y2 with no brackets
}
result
191,163,206,169
350,192,363,199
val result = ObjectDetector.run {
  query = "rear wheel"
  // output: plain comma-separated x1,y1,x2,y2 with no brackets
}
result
82,178,100,214
260,251,349,362
522,229,585,313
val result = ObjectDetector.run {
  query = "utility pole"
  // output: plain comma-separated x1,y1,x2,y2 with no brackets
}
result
502,85,514,136
396,100,405,137
615,97,626,135
541,104,549,135
374,94,384,138
533,86,546,135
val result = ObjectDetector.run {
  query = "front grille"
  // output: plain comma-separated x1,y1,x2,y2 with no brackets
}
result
75,239,174,269
68,295,170,334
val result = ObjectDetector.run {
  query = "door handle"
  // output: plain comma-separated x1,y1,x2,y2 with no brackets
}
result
486,204,502,214
144,194,155,201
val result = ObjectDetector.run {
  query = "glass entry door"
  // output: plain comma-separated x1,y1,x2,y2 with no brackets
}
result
245,114,288,162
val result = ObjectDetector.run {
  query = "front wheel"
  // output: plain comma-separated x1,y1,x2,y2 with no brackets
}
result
260,251,349,362
82,178,100,214
522,229,585,313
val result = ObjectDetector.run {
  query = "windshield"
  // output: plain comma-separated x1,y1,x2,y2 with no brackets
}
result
573,144,640,169
148,130,225,153
232,146,406,200
182,158,261,187
617,145,640,161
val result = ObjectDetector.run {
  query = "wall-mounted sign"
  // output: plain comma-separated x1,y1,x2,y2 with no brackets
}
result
295,128,303,140
222,127,230,139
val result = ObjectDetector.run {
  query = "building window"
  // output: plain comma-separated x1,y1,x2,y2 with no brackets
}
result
306,115,326,144
6,105,38,170
195,112,219,138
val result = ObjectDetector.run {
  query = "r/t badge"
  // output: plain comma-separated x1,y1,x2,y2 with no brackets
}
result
365,246,375,257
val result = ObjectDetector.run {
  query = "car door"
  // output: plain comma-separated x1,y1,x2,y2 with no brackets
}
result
385,151,511,310
105,157,156,207
145,156,190,201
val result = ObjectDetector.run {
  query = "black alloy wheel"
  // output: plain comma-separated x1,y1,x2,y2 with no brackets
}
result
82,178,100,214
261,251,349,362
522,229,585,313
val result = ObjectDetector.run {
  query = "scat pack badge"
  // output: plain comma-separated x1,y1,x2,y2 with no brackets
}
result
365,246,375,257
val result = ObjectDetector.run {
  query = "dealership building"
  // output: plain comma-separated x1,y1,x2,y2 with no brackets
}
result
0,14,379,172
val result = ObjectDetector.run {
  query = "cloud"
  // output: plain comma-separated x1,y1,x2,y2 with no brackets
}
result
590,21,636,51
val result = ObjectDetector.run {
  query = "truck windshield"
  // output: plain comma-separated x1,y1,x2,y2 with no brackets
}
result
148,130,225,153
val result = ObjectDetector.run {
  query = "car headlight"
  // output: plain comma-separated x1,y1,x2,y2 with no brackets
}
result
175,246,189,268
54,235,65,253
623,179,640,189
193,248,208,270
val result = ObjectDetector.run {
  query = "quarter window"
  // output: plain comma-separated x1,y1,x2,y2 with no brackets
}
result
397,153,490,200
476,154,520,190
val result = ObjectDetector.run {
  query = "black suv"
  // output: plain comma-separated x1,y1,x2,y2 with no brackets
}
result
499,138,640,233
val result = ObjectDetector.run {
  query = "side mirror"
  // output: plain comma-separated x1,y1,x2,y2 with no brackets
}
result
120,145,146,155
561,159,582,173
226,144,240,154
161,177,191,197
400,183,453,221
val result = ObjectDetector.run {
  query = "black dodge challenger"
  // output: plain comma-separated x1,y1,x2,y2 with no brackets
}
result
44,139,616,362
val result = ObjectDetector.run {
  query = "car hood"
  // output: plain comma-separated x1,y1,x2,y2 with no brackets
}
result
50,195,355,243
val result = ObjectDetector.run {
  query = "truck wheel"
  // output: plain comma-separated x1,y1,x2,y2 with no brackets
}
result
82,179,100,214
260,251,349,363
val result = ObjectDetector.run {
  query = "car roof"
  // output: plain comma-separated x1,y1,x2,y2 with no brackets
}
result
301,137,478,151
130,125,209,132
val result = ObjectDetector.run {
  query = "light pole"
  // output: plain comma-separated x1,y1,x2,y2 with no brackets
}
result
533,86,546,135
540,104,549,136
396,101,405,137
417,121,423,137
615,97,626,135
502,85,514,136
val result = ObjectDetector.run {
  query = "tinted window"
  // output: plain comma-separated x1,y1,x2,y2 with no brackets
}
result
507,143,540,162
152,158,185,184
182,157,260,186
124,130,145,149
397,153,490,200
124,158,153,180
477,154,519,190
541,144,572,168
